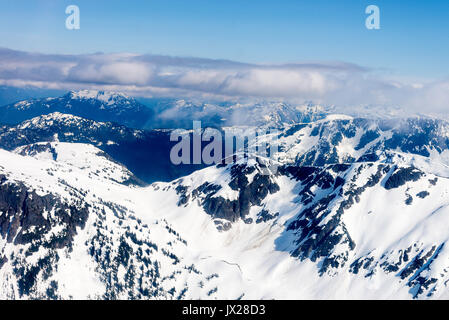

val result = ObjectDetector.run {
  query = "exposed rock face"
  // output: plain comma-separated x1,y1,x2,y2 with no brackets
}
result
202,167,280,222
0,174,89,297
277,117,449,167
171,154,445,291
15,143,58,160
275,161,449,298
175,160,280,223
283,163,386,275
0,156,220,300
170,155,449,299
0,175,89,247
384,167,424,190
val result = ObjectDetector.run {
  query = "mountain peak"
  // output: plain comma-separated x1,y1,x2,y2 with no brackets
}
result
67,90,131,104
0,90,152,128
17,112,88,130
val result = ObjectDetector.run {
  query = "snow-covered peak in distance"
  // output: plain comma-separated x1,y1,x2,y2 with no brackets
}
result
67,90,131,105
151,97,428,130
13,90,132,110
16,112,87,129
0,87,429,130
272,116,449,167
154,99,329,129
327,104,420,120
0,90,153,129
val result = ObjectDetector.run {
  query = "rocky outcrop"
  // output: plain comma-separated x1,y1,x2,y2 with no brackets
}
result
176,161,280,223
384,167,423,190
0,176,89,247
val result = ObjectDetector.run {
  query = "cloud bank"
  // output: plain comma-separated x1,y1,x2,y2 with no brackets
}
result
0,47,448,113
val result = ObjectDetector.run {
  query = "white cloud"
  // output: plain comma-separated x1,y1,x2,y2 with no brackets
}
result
68,61,153,85
0,47,448,114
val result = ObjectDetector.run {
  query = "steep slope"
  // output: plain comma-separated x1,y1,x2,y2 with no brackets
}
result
148,154,449,299
0,90,153,128
274,115,449,166
0,113,204,183
0,143,222,299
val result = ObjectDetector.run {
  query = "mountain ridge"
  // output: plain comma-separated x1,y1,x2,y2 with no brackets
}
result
0,90,154,129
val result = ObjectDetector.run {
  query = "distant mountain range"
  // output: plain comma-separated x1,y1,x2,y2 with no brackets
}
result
0,88,424,130
0,89,330,129
0,90,154,129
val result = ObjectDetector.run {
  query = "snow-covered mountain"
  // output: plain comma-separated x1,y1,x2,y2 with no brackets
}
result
142,99,421,129
0,112,204,183
0,91,329,129
274,115,449,166
0,90,153,129
3,112,449,184
2,140,449,299
153,100,328,129
0,143,218,299
1,92,449,299
156,153,449,299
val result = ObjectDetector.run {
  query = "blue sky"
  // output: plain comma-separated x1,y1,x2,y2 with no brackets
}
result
0,0,448,78
1,0,449,112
